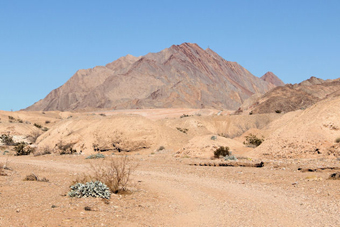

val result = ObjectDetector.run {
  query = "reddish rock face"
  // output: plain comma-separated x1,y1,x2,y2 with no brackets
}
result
261,72,285,87
26,43,277,111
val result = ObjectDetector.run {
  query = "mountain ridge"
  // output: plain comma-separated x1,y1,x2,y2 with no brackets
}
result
26,43,278,111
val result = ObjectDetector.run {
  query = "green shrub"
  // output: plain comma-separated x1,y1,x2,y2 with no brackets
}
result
243,133,264,147
214,146,230,158
211,135,217,140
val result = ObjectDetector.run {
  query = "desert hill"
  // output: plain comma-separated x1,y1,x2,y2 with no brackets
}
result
242,77,340,114
26,43,278,111
260,71,285,87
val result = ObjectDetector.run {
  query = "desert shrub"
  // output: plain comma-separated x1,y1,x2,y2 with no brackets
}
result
224,153,237,161
244,133,264,147
89,156,136,193
18,119,23,123
45,120,50,124
335,137,340,143
176,127,188,134
99,113,106,117
24,173,49,182
14,142,34,156
34,123,42,129
55,141,77,155
8,116,14,120
0,163,5,176
157,146,165,151
3,150,9,155
180,114,192,118
214,146,230,158
68,181,111,199
275,110,282,114
0,134,15,146
27,130,42,143
86,153,105,159
33,146,52,156
211,135,217,140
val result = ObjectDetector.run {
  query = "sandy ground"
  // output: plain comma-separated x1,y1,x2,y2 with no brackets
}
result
0,152,339,227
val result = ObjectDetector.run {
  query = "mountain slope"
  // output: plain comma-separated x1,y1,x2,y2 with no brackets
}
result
243,77,340,114
26,43,277,111
261,72,285,86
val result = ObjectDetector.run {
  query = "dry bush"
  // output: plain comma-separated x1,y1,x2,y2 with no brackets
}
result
0,133,15,146
78,156,137,194
14,142,35,156
24,173,49,182
27,130,42,143
335,137,340,143
54,140,77,155
34,146,52,156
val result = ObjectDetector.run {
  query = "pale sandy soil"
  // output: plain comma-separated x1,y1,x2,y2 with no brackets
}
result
0,153,339,227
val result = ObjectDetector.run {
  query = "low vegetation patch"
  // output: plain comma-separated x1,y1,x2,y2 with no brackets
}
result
335,137,340,143
86,153,105,159
34,123,42,129
33,146,52,156
24,173,49,182
68,181,111,199
214,146,230,159
176,127,188,134
72,156,136,195
14,142,35,156
157,146,165,151
55,141,77,155
243,133,264,147
0,134,15,146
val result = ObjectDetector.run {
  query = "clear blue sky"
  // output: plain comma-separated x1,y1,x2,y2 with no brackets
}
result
1,0,339,111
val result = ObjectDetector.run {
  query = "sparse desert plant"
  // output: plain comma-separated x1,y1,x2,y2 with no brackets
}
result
14,142,34,156
27,130,42,143
99,113,106,117
24,173,49,182
8,116,15,121
243,133,264,147
89,156,137,193
214,146,230,159
335,137,340,143
42,127,49,132
180,114,191,118
68,181,111,199
33,146,52,156
45,120,50,124
275,110,282,114
86,153,105,159
176,127,188,134
157,146,165,151
0,133,15,146
34,123,42,129
3,150,9,155
211,135,217,140
55,141,77,155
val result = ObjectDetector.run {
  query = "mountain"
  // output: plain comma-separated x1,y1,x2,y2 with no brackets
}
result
243,77,340,114
260,72,285,86
26,43,277,111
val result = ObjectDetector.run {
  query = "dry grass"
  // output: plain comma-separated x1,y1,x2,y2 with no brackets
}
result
24,173,49,182
75,156,137,194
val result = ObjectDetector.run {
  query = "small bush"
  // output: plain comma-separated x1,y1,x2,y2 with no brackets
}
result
335,137,340,143
55,141,77,155
0,134,15,146
211,135,217,140
27,130,42,143
180,114,192,118
157,146,165,151
176,127,188,134
34,123,42,129
244,134,264,147
275,110,282,114
45,120,50,124
3,150,9,155
33,146,52,156
68,181,111,199
81,156,137,194
86,153,105,159
8,116,15,120
14,142,34,156
24,173,49,182
214,146,230,158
